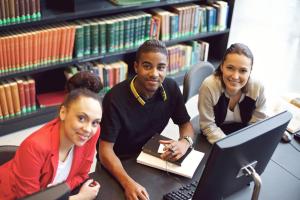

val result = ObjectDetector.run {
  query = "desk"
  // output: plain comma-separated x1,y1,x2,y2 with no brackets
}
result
90,135,300,200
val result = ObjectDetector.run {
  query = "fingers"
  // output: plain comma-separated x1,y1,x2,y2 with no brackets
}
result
160,140,187,161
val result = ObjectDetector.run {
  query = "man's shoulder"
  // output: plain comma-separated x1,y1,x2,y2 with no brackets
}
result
104,79,130,100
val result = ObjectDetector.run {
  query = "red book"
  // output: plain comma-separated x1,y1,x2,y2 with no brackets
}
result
27,77,36,111
23,79,31,112
37,90,66,108
15,78,26,114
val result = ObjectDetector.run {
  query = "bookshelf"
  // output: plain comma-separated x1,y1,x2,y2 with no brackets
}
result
0,0,235,136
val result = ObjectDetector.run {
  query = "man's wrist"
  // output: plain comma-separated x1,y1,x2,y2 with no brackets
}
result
179,136,193,148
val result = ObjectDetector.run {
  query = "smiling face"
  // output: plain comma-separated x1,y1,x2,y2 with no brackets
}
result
59,96,102,147
133,51,168,98
221,53,252,96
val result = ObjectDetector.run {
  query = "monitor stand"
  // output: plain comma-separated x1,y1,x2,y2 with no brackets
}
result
237,161,262,200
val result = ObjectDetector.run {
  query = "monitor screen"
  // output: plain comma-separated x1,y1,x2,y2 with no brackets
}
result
193,111,292,199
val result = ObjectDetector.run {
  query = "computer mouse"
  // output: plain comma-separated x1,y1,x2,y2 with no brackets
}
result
281,131,292,143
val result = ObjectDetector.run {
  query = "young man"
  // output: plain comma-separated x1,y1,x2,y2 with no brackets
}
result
98,39,194,200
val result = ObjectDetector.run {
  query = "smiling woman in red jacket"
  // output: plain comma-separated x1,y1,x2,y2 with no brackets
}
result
0,72,102,200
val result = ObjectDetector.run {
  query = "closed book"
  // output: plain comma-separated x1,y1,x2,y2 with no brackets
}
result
0,84,9,119
23,79,31,112
27,77,36,111
37,90,66,108
142,134,192,166
68,25,76,60
35,0,41,19
14,0,20,22
0,38,4,73
74,24,84,58
8,80,21,116
150,16,161,40
24,0,30,20
83,21,91,56
4,0,10,24
0,0,7,25
90,20,99,55
15,78,26,114
98,19,106,54
3,81,15,117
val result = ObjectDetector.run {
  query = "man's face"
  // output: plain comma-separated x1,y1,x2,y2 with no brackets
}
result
134,52,168,98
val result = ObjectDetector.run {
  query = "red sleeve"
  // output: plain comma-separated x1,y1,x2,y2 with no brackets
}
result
12,138,47,198
66,127,100,189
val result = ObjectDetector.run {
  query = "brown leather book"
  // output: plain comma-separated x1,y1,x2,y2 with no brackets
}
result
24,0,30,18
4,0,10,22
3,81,15,117
9,0,16,21
29,0,36,16
23,79,31,112
27,77,36,111
15,78,26,114
19,0,25,20
0,0,6,23
14,0,20,21
0,84,9,119
8,80,21,116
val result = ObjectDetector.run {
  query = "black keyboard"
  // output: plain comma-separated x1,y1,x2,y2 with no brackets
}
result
163,180,199,200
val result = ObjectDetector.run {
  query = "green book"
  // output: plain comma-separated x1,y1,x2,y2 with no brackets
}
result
98,19,107,54
106,19,115,53
90,20,99,55
83,21,91,56
74,23,84,58
118,17,124,50
123,14,131,49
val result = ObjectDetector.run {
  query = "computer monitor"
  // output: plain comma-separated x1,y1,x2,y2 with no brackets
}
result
192,111,292,200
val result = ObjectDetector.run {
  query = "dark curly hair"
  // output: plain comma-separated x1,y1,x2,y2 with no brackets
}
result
62,71,103,108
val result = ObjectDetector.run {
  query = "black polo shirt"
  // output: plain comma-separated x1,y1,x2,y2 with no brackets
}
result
98,77,190,157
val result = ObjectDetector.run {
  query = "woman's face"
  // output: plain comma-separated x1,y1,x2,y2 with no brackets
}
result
60,96,102,147
221,53,252,96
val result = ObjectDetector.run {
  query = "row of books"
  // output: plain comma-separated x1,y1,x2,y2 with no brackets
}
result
166,40,209,75
0,24,76,73
73,11,152,58
151,1,229,41
0,2,224,75
0,76,36,120
65,60,128,93
0,0,41,26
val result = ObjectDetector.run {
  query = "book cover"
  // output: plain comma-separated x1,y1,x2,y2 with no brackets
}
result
142,134,192,166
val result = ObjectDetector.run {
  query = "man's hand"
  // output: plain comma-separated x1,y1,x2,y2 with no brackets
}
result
159,139,189,161
124,180,149,200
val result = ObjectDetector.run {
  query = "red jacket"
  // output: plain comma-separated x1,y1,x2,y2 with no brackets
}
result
0,118,100,200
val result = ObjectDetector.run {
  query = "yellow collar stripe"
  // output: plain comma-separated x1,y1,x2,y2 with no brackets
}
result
130,76,167,106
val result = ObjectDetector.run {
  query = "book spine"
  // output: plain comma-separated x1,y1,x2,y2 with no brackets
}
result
24,0,30,20
14,0,20,23
59,26,67,61
0,0,7,25
145,14,151,41
68,25,76,60
19,0,26,22
15,79,26,114
123,18,130,49
0,84,9,119
83,23,91,56
6,36,12,72
35,0,40,19
91,22,99,55
9,0,16,23
98,21,106,54
30,0,37,20
74,24,84,58
106,20,115,53
3,81,15,117
23,79,31,112
27,77,36,111
4,0,10,24
10,81,21,116
119,19,124,50
0,38,4,73
19,33,25,70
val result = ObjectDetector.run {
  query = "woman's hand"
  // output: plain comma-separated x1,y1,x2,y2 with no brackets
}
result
69,179,100,200
159,139,189,161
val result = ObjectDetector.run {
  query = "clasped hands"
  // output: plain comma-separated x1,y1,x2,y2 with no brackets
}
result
159,139,189,161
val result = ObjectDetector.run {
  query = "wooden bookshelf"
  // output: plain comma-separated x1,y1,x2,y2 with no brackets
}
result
0,0,235,136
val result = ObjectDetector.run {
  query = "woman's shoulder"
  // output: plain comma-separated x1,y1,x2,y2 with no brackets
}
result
21,118,60,151
202,74,222,91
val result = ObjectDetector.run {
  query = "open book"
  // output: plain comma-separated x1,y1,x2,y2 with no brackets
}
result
137,149,204,179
